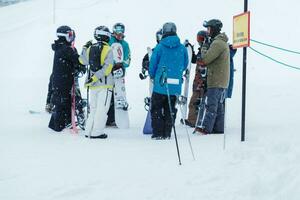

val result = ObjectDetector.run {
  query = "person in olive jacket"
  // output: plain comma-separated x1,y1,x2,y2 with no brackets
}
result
194,19,230,135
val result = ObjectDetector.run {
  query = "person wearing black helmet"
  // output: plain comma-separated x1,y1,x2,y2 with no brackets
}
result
106,22,131,127
181,30,209,127
140,28,162,80
149,22,189,139
79,26,114,139
193,19,230,135
48,25,85,132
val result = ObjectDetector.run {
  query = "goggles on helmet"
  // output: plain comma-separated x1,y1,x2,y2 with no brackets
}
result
113,25,125,34
95,29,111,38
57,30,75,42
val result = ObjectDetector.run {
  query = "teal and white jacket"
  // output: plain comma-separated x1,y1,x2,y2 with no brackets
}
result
109,36,131,68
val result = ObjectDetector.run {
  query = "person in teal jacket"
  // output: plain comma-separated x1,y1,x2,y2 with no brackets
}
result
149,22,188,139
106,23,131,126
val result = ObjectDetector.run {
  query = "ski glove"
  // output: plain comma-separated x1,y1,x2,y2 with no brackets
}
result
83,40,93,48
85,75,98,87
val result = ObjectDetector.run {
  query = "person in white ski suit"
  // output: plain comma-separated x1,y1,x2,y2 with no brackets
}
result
79,26,114,139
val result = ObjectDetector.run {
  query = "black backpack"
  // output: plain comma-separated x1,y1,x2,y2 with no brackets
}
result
89,42,103,72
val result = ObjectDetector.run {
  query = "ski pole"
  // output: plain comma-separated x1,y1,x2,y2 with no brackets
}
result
87,65,90,118
178,98,195,161
223,99,227,150
162,67,182,165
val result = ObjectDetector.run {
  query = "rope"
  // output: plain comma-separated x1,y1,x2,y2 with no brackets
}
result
249,47,300,71
250,39,300,55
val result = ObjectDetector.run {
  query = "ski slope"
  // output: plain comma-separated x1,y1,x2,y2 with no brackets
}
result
0,0,300,199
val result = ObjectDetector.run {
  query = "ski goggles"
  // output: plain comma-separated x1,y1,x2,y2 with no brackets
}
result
57,30,75,43
95,29,111,37
113,25,125,34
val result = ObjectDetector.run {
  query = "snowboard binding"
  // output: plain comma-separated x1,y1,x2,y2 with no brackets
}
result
116,98,129,111
139,67,148,80
177,95,187,105
144,97,151,111
113,68,125,78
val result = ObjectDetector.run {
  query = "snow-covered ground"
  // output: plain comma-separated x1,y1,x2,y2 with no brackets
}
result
0,0,300,199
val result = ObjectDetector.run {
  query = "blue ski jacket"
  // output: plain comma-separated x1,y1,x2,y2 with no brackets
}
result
226,46,237,98
109,36,131,68
149,35,188,96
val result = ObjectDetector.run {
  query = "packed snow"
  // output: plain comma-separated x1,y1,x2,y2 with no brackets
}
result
0,0,300,199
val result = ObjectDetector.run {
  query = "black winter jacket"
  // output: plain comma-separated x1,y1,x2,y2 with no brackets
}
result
51,39,80,91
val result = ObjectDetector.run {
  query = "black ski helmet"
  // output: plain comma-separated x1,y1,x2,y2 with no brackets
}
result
203,19,223,38
113,23,125,34
56,25,75,43
162,22,177,37
94,26,111,42
156,28,163,43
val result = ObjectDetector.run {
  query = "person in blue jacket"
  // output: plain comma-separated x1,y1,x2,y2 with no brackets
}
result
226,45,237,98
149,22,189,139
106,23,131,126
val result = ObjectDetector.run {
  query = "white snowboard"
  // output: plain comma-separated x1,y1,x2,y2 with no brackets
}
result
111,43,129,129
181,41,193,120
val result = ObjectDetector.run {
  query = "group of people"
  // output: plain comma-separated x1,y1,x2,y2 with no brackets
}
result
47,23,130,139
46,19,236,140
142,19,236,139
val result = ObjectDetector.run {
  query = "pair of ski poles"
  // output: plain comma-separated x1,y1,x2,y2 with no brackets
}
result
162,67,196,165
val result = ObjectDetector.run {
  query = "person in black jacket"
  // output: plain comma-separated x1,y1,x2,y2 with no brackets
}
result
48,25,85,132
140,28,163,80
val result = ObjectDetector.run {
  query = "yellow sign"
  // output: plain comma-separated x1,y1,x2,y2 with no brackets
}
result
233,11,250,48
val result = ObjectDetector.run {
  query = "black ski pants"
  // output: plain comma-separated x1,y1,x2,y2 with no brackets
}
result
106,94,115,125
151,92,177,138
48,89,71,132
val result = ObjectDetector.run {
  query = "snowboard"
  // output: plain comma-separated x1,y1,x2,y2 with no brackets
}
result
143,47,153,134
111,43,129,129
181,41,193,120
71,80,79,134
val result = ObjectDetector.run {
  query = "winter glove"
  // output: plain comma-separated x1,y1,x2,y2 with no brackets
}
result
83,40,93,48
113,62,124,70
142,60,149,71
197,59,205,67
85,75,98,87
77,64,86,74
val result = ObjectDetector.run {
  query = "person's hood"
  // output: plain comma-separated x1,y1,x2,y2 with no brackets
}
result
51,39,69,51
214,32,229,43
160,35,181,49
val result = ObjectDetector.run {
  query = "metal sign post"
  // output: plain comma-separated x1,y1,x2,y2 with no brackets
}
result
233,1,250,142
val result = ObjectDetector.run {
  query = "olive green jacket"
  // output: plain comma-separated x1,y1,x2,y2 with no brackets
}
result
201,33,230,89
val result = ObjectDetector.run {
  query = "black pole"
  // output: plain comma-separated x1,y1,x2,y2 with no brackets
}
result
241,0,248,142
163,67,182,165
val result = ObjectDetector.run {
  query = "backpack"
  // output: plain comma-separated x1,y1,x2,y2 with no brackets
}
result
89,42,104,72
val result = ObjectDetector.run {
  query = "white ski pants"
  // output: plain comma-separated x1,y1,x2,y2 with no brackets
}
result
85,88,112,137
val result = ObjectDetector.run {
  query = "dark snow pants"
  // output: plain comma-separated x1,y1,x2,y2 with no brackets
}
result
151,92,177,138
106,94,115,125
46,74,53,105
48,89,71,132
196,88,226,133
